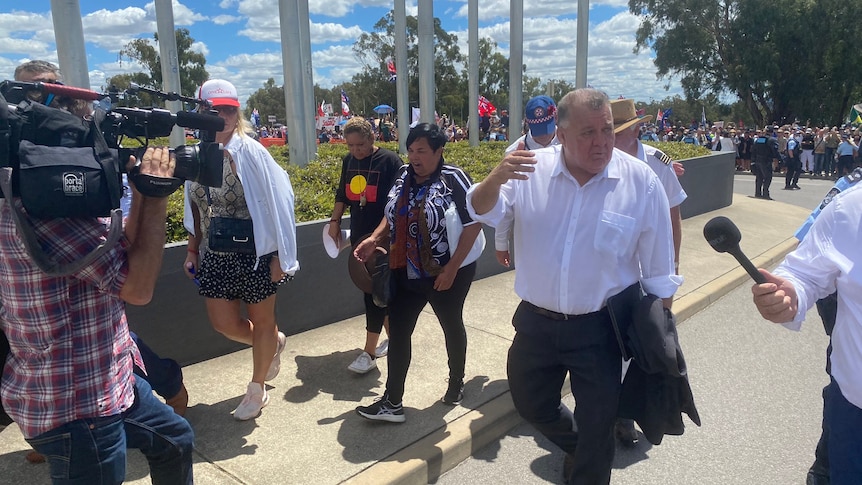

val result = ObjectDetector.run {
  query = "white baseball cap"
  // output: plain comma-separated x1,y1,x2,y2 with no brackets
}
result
198,79,239,107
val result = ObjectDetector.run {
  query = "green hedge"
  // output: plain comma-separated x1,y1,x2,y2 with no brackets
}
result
161,139,711,243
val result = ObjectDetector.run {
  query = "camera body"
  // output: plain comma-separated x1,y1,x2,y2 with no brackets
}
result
0,80,225,217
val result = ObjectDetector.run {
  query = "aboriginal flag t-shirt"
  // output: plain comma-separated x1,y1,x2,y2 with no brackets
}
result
335,147,403,245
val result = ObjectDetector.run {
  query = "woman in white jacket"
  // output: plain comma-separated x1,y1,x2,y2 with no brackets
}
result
184,79,299,420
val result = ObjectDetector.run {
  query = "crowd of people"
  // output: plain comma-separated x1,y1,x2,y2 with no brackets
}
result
2,58,861,484
727,125,861,180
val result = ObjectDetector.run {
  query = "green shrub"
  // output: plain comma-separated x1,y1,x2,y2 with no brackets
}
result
162,139,712,243
644,141,711,160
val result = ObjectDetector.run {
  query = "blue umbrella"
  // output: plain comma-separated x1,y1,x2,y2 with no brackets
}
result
373,104,395,114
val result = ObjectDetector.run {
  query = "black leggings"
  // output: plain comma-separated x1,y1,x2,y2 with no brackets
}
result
363,292,387,334
384,262,476,404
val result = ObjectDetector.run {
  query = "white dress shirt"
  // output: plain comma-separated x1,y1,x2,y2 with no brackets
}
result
638,143,687,208
468,145,681,315
496,133,562,251
774,187,862,409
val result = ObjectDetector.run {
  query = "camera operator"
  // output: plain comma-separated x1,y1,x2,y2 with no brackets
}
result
0,63,194,483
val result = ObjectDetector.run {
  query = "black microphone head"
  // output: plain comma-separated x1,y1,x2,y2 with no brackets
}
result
703,216,742,253
175,110,225,133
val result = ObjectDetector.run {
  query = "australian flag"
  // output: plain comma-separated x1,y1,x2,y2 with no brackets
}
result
341,89,350,115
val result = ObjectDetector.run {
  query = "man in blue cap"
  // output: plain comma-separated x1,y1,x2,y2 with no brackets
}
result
496,96,561,267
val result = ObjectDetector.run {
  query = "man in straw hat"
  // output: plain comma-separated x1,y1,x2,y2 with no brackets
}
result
610,98,687,446
468,88,686,484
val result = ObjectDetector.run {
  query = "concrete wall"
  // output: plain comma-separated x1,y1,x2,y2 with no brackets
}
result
127,223,507,366
129,151,735,365
678,151,736,219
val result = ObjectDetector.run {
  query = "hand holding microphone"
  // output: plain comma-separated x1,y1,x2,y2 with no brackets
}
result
703,216,799,322
703,216,767,284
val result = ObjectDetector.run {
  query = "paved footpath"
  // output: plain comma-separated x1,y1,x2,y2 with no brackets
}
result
0,194,812,484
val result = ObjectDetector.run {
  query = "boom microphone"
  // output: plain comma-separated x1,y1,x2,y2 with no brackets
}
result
703,216,767,284
175,110,225,133
38,82,104,101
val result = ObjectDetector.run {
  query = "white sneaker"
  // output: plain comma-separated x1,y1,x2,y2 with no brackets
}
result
348,351,377,374
375,339,389,358
233,382,269,420
265,332,286,381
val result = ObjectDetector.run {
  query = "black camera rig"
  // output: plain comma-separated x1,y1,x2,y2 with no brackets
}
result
0,80,228,276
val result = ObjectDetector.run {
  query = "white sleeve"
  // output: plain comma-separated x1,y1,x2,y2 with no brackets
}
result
637,175,683,298
774,200,842,328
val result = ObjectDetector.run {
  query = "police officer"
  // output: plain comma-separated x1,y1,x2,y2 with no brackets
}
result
785,130,803,189
752,127,780,200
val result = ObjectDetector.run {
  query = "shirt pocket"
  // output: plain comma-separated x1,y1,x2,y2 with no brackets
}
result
594,210,636,259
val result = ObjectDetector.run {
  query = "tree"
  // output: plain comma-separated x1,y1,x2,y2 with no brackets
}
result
108,28,209,106
629,0,862,127
246,78,285,125
351,11,465,118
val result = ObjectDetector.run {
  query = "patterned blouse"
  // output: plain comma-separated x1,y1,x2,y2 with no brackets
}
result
189,157,252,253
385,163,475,279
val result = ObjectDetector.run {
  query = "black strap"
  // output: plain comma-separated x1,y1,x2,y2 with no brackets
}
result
0,94,10,196
0,167,124,277
91,110,122,210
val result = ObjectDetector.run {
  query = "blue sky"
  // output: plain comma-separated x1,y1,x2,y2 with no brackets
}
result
0,0,683,108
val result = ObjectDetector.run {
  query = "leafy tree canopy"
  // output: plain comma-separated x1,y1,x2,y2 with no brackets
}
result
107,28,209,108
629,0,862,127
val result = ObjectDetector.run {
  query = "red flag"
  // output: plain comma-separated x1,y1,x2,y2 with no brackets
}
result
478,95,495,117
386,57,397,82
317,100,325,118
656,108,663,122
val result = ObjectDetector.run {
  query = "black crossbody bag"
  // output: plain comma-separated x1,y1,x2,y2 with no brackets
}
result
205,186,256,254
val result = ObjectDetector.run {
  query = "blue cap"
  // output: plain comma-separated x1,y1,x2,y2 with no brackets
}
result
525,96,557,137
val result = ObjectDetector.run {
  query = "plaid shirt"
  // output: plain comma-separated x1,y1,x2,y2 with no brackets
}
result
0,200,141,439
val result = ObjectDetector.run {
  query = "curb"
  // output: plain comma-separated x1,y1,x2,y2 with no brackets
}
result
342,236,801,485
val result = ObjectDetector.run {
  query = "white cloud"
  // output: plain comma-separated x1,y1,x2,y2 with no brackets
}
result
143,1,208,26
212,15,241,25
448,11,678,103
239,18,363,44
190,41,210,57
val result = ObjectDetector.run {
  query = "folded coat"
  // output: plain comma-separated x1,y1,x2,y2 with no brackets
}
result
609,286,701,445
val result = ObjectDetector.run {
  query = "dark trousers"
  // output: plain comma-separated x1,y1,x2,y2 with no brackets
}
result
363,292,387,334
825,379,862,484
785,156,802,187
131,332,183,400
811,293,838,478
753,161,773,196
507,302,622,485
837,155,854,176
824,148,835,175
385,263,476,404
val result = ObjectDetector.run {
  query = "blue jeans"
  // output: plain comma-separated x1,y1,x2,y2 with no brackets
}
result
814,153,825,174
131,332,183,400
26,376,194,484
826,379,862,484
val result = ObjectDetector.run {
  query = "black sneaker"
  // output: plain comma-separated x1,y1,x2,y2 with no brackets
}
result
792,184,801,190
356,396,405,423
441,379,464,405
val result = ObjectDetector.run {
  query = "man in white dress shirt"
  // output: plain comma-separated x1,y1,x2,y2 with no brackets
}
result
467,88,681,484
752,185,862,485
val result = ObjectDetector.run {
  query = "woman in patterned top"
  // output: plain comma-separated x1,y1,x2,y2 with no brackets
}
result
184,79,299,421
353,123,484,423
